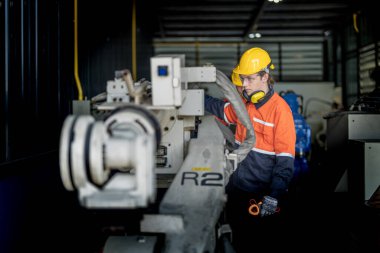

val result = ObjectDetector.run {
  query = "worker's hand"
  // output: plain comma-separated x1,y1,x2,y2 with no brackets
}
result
260,196,278,217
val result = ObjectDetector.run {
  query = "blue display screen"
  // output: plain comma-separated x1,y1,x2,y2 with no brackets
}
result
158,65,168,76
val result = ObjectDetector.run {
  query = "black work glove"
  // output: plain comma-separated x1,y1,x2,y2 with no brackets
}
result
260,196,278,217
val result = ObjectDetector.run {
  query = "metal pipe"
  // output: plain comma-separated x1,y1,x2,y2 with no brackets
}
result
121,69,148,105
215,70,255,163
132,0,137,81
74,0,83,100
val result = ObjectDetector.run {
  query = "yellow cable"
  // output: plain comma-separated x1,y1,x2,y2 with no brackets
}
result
132,0,137,81
353,13,359,33
74,0,84,100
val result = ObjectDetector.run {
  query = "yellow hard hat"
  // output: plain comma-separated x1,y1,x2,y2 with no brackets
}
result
233,47,275,75
231,72,242,86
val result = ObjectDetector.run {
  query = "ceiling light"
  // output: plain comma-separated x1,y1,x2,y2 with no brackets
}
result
248,33,262,39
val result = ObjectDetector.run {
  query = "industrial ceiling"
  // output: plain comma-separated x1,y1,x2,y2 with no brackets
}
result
152,0,357,42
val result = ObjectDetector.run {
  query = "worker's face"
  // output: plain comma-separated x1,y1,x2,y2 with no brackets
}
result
240,73,269,96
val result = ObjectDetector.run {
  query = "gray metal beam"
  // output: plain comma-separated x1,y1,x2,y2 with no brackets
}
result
161,31,244,36
161,5,255,12
259,19,334,28
153,36,325,43
258,29,324,35
261,12,346,20
163,14,251,21
164,22,246,29
265,2,348,11
243,0,267,38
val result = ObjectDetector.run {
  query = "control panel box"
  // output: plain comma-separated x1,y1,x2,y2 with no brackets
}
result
151,56,182,107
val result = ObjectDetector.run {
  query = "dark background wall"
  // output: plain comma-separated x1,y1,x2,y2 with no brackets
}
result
0,0,74,163
78,0,156,99
0,0,155,252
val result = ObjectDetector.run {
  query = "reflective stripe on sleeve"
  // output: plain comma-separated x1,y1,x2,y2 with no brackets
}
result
253,117,274,127
223,102,232,124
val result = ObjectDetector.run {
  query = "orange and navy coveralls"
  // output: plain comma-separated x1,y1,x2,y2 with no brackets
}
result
205,88,296,199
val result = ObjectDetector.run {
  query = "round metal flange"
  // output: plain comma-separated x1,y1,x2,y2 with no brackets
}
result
104,105,161,145
89,121,109,185
59,115,76,191
70,116,95,189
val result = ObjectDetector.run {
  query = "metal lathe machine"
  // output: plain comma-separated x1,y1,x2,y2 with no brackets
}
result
59,55,252,253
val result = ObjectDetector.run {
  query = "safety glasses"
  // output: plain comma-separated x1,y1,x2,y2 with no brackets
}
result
239,74,259,84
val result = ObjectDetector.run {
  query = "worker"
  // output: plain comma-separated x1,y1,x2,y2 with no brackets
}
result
205,47,296,252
